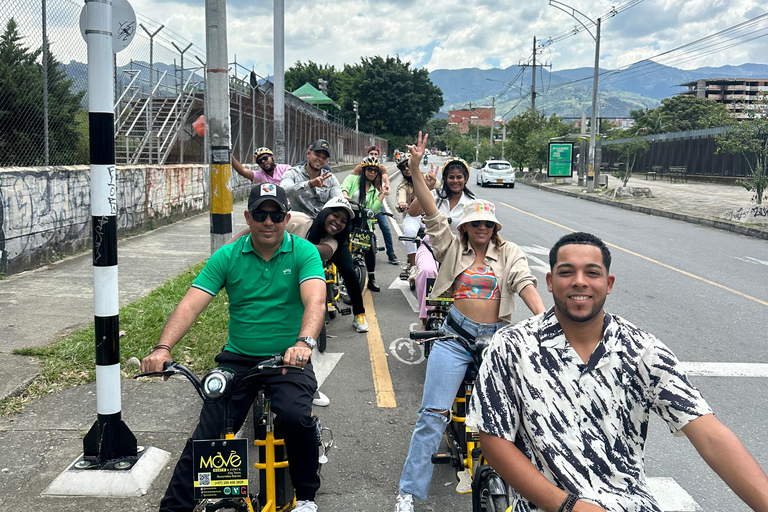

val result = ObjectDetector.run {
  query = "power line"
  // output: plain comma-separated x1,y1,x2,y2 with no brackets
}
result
540,0,647,48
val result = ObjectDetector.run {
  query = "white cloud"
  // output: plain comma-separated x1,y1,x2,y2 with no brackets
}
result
12,0,768,78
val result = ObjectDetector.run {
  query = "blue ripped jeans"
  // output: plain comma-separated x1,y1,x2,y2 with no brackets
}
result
398,307,505,500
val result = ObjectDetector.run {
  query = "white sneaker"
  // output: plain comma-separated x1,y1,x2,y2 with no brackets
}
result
395,493,414,512
293,500,318,512
353,314,369,333
312,390,330,407
408,265,418,281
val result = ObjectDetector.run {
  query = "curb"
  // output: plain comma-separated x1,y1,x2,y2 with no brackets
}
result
521,181,768,241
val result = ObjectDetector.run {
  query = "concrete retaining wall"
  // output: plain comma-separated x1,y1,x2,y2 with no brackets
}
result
0,165,252,276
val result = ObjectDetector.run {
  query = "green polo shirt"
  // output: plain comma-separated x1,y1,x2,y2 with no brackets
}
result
192,232,324,356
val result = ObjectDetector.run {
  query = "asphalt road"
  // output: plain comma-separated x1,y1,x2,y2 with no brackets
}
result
3,156,764,512
309,156,767,511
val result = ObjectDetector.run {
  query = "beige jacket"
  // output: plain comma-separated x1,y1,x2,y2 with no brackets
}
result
424,211,537,324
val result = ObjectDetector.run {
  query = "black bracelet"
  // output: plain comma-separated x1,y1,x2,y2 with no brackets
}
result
152,344,172,353
558,494,579,512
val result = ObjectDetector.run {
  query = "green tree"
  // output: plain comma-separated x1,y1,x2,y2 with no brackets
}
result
611,138,649,186
503,111,537,171
284,60,347,100
716,93,768,205
425,118,449,150
631,96,733,136
339,56,443,138
0,19,86,166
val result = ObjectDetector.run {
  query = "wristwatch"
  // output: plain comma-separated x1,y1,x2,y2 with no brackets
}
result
297,336,317,349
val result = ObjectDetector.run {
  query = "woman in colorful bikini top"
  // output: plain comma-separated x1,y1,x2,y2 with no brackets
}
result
395,132,546,511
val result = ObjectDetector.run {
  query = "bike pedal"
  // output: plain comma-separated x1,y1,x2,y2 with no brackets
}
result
456,469,472,494
431,453,452,465
399,272,409,280
339,307,352,316
327,304,336,312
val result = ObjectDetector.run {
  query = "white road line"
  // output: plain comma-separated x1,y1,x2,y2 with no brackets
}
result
310,349,344,388
679,362,768,378
648,477,701,511
519,245,551,274
389,277,420,313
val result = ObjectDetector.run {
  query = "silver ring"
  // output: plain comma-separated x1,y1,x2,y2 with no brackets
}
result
296,355,304,363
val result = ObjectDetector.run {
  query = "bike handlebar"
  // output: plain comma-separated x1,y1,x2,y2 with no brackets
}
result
410,329,457,341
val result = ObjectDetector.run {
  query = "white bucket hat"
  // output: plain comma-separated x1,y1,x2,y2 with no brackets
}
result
457,199,502,231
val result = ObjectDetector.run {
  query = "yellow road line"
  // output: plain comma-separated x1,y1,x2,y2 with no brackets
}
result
363,290,397,408
500,202,768,308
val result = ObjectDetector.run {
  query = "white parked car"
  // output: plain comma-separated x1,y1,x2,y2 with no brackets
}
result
476,160,515,188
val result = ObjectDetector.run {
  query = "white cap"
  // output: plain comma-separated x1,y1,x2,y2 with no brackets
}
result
322,196,355,219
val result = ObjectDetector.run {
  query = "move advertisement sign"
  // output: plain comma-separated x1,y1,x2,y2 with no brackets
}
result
548,142,574,178
193,438,249,500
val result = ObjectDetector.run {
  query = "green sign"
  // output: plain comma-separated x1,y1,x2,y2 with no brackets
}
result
548,142,574,177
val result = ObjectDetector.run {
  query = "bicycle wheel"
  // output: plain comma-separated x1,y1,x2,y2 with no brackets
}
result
326,283,337,320
353,258,367,292
318,321,327,353
472,466,509,512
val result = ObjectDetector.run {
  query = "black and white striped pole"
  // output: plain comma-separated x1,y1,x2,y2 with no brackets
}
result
79,0,138,469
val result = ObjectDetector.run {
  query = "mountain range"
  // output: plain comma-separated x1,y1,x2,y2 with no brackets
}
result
63,59,768,119
428,61,768,119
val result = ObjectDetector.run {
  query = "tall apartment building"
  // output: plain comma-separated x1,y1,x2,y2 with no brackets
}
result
448,107,495,134
680,78,768,119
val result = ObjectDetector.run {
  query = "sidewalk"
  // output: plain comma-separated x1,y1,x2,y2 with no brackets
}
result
0,168,764,510
522,173,768,240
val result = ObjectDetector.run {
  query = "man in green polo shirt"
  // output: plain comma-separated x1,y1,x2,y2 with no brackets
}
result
141,183,326,512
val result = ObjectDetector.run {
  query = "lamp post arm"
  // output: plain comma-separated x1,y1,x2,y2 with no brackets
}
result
548,0,596,41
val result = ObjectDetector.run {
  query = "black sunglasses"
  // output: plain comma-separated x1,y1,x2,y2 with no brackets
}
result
470,220,495,229
256,156,270,164
250,210,287,223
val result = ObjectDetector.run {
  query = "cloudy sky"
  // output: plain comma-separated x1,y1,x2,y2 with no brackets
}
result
116,0,767,78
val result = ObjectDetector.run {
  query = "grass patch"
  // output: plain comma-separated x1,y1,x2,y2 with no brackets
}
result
1,261,229,417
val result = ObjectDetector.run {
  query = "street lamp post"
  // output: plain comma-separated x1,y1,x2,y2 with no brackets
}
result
549,0,601,190
470,115,479,163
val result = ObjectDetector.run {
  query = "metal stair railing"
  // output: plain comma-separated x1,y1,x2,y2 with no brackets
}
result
156,71,204,164
114,70,141,132
124,70,167,164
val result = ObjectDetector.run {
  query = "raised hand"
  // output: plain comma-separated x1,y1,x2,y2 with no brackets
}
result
425,163,437,189
310,170,333,188
407,131,429,161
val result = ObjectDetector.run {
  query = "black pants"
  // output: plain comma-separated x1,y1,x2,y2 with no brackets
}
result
159,351,319,511
331,242,365,316
363,245,376,273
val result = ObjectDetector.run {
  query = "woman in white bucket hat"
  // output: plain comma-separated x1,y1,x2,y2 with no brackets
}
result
395,132,546,512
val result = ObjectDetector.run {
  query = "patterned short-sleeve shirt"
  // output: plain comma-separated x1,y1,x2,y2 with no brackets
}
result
467,309,713,512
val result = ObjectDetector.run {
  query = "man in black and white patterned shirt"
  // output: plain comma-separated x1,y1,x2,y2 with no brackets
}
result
467,232,768,512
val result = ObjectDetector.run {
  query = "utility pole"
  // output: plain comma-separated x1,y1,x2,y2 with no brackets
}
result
273,0,286,162
205,0,233,252
531,37,536,112
548,1,601,191
490,96,495,148
588,18,601,191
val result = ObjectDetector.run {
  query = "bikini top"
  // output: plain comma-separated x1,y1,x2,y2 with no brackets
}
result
451,265,501,300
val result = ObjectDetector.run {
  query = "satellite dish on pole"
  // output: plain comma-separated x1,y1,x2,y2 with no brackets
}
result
79,0,136,53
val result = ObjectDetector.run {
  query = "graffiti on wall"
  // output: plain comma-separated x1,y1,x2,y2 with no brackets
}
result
0,169,91,274
0,164,248,275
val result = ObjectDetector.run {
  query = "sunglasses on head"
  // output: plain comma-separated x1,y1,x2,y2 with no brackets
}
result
470,220,495,229
250,210,287,223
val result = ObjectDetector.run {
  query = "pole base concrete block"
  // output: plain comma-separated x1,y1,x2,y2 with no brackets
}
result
41,446,171,497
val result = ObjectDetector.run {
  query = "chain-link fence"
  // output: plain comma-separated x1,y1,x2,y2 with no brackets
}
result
0,0,385,168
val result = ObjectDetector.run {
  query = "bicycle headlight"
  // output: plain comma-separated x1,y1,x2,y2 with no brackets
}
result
201,368,235,400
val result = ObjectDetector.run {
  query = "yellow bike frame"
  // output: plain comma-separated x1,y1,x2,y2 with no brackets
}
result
253,432,293,512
